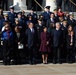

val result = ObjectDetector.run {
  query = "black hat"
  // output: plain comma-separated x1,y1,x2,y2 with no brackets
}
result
38,18,42,21
9,6,14,9
54,9,57,11
18,12,22,15
45,6,50,9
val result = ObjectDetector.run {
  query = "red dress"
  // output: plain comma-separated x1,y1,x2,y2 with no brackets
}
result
39,32,51,53
57,11,64,17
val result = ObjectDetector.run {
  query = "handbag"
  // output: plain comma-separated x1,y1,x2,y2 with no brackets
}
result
18,44,24,49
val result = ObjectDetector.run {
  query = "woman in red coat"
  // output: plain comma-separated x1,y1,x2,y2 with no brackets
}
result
57,8,64,17
39,27,51,64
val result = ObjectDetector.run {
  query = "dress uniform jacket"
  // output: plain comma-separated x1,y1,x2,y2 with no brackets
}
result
42,11,52,22
27,13,37,24
8,12,16,25
35,24,44,40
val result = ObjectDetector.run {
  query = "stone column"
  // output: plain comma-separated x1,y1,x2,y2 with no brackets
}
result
13,0,27,10
45,0,57,12
8,0,13,9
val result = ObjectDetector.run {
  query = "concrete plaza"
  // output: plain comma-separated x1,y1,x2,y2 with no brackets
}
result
0,63,76,75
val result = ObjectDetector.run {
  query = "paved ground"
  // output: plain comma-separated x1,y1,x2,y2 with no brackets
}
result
0,63,76,75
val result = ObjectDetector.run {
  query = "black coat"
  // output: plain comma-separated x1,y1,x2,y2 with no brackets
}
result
74,26,76,47
14,32,25,48
67,19,76,27
46,18,56,28
66,34,74,48
54,15,59,22
52,29,63,47
35,24,44,40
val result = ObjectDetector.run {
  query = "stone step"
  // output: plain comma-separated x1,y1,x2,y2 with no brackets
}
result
3,11,76,19
3,10,42,16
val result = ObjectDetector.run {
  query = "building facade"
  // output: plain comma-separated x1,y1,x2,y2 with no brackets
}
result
1,0,76,12
7,0,57,11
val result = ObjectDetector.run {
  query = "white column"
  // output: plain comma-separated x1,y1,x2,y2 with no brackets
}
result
46,0,57,12
13,0,27,10
8,0,13,9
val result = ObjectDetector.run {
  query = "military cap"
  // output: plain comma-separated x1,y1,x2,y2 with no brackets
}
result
45,6,50,9
9,5,14,9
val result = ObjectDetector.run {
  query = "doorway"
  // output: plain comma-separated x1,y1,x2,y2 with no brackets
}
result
26,0,43,11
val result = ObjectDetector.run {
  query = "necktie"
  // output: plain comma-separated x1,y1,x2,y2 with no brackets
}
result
31,28,34,33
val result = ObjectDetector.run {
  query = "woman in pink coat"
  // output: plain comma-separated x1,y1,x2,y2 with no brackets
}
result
39,27,51,64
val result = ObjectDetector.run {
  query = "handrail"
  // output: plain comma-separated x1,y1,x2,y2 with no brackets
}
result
34,0,44,11
69,0,76,6
34,0,76,11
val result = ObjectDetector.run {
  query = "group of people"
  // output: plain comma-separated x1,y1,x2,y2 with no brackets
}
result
0,5,76,65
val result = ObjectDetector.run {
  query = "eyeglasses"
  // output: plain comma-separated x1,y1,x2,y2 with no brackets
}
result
5,26,9,28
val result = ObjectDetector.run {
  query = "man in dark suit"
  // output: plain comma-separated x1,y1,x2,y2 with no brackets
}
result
52,22,63,64
26,22,37,65
67,14,76,27
46,13,57,28
53,9,59,22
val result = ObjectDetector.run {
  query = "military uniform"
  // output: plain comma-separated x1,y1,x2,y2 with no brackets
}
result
27,8,37,25
8,6,17,25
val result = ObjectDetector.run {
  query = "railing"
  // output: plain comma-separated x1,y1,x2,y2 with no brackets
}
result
63,0,76,12
69,0,76,12
34,0,44,11
70,0,76,7
33,0,76,12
